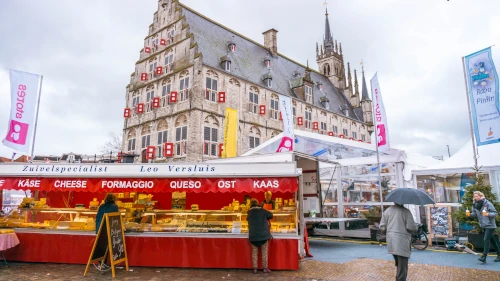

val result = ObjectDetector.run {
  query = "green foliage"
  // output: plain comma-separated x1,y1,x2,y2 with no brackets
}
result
452,170,500,232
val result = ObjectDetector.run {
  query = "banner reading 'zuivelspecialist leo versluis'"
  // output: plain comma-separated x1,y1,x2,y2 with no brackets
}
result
465,47,500,146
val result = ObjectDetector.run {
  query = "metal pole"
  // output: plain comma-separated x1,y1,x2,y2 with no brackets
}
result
447,145,451,158
298,173,305,258
462,57,479,171
370,77,384,213
29,75,43,162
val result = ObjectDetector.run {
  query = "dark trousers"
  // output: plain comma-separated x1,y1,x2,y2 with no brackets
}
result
483,228,500,256
393,255,408,281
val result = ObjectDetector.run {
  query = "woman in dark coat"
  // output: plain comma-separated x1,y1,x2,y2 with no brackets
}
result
247,198,273,274
95,193,119,234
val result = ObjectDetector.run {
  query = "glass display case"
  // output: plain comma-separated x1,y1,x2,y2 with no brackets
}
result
1,208,298,236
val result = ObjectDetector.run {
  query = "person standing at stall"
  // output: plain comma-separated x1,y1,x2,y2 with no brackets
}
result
247,199,273,274
95,193,118,234
379,203,418,281
469,191,500,263
260,191,275,211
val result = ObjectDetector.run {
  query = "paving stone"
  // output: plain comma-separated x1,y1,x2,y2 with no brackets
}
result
1,259,500,281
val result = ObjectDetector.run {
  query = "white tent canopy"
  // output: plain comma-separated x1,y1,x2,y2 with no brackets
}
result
413,140,500,175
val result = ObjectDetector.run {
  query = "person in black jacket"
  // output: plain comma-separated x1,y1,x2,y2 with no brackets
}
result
247,198,273,274
95,193,119,234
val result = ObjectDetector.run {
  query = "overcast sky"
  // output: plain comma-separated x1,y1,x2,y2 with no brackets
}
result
0,0,499,160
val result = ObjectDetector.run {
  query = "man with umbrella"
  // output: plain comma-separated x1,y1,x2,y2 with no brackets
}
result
380,188,434,281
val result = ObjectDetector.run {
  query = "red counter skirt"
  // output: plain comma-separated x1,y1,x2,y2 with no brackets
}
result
4,231,299,270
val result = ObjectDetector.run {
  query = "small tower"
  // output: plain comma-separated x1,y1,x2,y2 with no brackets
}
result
316,7,345,89
360,64,374,131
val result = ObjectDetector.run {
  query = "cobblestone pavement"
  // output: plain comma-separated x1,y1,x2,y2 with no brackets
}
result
1,259,500,281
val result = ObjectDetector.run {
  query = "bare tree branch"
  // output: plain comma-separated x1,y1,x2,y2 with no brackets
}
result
101,132,122,154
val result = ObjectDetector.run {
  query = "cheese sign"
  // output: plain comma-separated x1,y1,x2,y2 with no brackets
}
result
0,177,298,193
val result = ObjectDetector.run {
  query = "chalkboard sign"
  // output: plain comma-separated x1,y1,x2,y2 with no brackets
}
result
427,206,452,238
84,212,128,278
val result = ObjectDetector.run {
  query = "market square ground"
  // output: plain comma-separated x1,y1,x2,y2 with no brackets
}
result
2,239,500,281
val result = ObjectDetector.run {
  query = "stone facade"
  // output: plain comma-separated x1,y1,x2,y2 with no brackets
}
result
122,0,374,163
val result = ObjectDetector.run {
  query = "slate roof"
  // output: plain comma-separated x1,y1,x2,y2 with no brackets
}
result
361,71,371,102
182,5,363,122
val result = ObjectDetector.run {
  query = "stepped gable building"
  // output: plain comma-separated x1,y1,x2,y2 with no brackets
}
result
122,0,373,163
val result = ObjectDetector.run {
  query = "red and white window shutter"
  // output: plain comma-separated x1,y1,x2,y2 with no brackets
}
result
124,108,131,118
169,91,178,103
156,66,163,75
146,146,156,160
313,122,318,130
259,105,266,115
339,134,345,139
152,97,160,108
164,143,174,157
141,73,148,81
328,132,334,136
218,92,226,103
160,39,166,45
218,143,224,156
297,117,303,126
136,103,144,114
279,112,283,120
144,47,151,53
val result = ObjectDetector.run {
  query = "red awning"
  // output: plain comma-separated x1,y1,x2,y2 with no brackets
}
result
0,177,298,193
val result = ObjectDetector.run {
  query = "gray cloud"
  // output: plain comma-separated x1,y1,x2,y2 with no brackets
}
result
0,0,499,159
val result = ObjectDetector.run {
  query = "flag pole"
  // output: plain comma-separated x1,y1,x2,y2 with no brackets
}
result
29,75,43,163
461,57,479,172
370,75,384,213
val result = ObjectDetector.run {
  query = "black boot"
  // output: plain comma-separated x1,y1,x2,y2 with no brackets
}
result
495,256,500,262
478,255,487,263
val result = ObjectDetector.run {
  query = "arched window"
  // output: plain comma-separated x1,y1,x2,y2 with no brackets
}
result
161,78,171,107
146,85,155,112
305,107,312,130
164,49,174,73
248,87,260,114
156,119,168,158
270,94,279,119
141,124,152,149
127,129,136,152
179,71,190,102
205,70,218,102
327,64,331,76
174,115,188,156
249,126,261,149
323,64,327,75
203,115,220,156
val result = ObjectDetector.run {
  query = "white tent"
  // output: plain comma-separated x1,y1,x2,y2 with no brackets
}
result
413,140,500,175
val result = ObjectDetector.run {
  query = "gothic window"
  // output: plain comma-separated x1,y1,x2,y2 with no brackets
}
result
205,71,218,102
141,124,152,149
248,89,259,114
361,134,366,142
179,71,190,102
292,106,297,125
149,60,157,79
320,122,327,134
161,79,171,107
332,125,338,134
270,94,279,120
323,65,327,75
327,64,331,76
146,87,155,112
343,128,348,136
203,116,220,157
249,126,261,149
305,107,312,129
164,49,174,73
175,115,188,156
156,119,168,158
352,132,357,139
127,130,136,152
305,86,313,103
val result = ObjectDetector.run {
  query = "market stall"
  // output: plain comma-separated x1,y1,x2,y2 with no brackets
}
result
0,162,302,270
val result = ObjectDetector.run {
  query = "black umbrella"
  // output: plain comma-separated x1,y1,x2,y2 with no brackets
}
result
385,188,435,205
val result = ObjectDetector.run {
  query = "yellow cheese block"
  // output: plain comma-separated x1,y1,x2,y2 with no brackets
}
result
0,229,14,234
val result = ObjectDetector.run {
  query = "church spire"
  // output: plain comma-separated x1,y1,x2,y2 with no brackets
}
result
347,62,352,89
361,62,371,101
323,6,334,54
354,69,359,96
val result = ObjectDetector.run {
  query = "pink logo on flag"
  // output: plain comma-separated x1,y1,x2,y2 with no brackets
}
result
276,137,293,152
6,120,29,145
376,124,387,146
